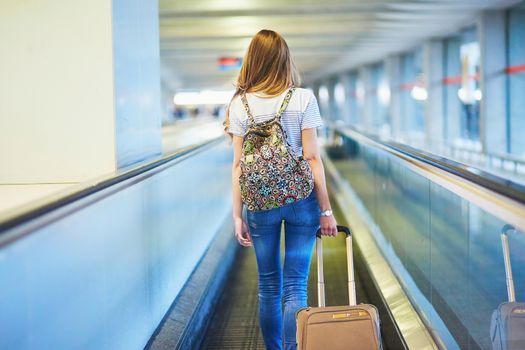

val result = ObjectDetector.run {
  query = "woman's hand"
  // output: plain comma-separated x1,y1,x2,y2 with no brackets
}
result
320,215,338,237
234,217,252,247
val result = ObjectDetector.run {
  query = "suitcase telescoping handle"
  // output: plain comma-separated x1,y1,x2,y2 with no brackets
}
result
501,224,518,302
315,225,356,307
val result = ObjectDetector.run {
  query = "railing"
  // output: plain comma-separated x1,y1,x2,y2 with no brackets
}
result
397,134,525,183
429,138,525,177
0,136,233,349
0,138,224,238
326,126,525,350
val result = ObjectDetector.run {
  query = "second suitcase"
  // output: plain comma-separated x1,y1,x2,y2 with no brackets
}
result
490,224,525,350
295,225,382,350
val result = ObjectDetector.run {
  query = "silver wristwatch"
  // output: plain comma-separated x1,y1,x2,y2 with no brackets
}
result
320,209,333,217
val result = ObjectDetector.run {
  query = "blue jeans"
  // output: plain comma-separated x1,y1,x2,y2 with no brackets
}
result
246,191,321,350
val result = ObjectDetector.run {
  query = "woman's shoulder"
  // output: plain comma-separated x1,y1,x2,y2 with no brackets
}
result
228,95,247,122
292,87,314,96
292,87,316,112
229,94,241,107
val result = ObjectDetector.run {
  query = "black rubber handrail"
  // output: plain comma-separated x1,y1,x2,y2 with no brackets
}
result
335,128,525,205
387,141,525,204
0,137,224,235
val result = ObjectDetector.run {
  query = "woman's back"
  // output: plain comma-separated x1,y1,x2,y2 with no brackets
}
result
227,87,323,157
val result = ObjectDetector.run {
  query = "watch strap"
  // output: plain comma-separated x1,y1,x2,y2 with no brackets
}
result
320,209,333,217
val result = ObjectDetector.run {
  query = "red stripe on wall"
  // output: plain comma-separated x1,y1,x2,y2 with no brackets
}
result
442,76,462,85
505,64,525,74
218,57,240,65
399,82,416,90
442,73,479,85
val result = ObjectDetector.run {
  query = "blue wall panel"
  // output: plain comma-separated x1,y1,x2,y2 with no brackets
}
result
0,141,232,349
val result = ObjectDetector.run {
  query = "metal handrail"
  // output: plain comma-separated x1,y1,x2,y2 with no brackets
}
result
0,137,224,243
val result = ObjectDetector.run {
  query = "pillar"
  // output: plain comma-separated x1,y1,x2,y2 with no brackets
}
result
478,10,508,154
0,0,162,184
359,66,374,132
423,40,445,148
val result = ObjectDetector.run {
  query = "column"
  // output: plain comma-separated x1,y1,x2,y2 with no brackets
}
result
478,10,508,154
338,73,352,125
318,80,331,120
443,37,462,142
0,0,162,184
423,40,445,148
386,55,402,140
359,66,374,133
328,77,339,122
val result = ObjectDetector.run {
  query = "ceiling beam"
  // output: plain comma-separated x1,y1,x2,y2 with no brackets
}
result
159,3,389,18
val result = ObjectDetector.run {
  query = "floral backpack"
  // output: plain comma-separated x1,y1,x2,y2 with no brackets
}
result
239,87,314,211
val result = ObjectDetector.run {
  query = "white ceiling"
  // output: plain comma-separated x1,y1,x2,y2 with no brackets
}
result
159,0,520,92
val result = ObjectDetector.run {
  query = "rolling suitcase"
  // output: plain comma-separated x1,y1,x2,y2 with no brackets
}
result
295,225,382,350
490,224,525,350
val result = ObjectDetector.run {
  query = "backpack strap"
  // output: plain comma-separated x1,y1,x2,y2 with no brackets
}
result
275,87,295,122
240,93,255,126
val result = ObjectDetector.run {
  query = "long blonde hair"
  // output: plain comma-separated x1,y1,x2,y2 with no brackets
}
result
223,29,301,135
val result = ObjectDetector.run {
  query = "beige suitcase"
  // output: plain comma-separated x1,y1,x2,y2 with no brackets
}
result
296,225,382,350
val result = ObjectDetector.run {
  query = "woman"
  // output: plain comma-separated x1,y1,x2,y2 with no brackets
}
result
224,29,338,350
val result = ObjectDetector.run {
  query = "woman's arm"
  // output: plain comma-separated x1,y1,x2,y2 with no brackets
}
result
232,135,252,247
302,128,338,236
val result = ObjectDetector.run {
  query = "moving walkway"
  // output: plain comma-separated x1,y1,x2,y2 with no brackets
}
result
1,126,523,350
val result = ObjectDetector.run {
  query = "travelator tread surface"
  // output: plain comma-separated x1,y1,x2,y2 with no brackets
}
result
200,194,406,349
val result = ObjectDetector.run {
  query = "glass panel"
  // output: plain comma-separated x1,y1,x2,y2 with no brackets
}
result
0,142,233,349
429,182,471,348
331,130,525,349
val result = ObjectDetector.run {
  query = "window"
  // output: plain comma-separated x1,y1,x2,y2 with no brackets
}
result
507,5,525,156
347,71,362,126
400,48,425,138
443,27,480,144
370,62,390,132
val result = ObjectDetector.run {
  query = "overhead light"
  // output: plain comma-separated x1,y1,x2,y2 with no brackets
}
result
474,89,482,101
457,88,482,103
410,86,427,101
173,90,235,106
457,88,467,103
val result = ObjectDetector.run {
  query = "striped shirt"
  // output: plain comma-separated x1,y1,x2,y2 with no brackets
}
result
227,88,324,157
